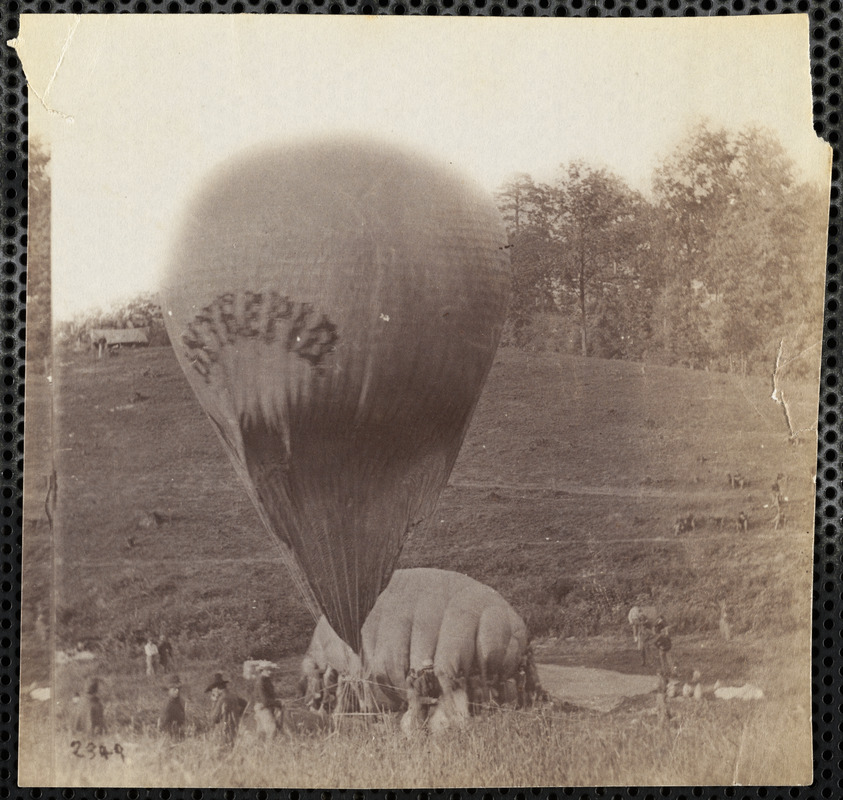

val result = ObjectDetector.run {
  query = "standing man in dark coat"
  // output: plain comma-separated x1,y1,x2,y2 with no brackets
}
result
158,674,186,739
74,679,107,736
157,634,174,672
205,673,247,747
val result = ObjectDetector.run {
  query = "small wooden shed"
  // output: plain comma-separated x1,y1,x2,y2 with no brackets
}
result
90,328,150,357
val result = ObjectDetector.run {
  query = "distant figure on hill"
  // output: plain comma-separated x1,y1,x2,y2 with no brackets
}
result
157,634,174,671
628,605,657,666
205,673,247,747
653,618,673,674
94,336,107,359
727,472,745,489
639,624,655,667
73,679,107,736
158,674,186,739
772,491,788,530
252,665,282,739
144,637,159,676
735,511,749,533
718,600,732,641
673,514,696,536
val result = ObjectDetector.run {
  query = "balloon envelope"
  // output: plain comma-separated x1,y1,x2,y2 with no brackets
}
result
162,138,511,652
305,568,529,711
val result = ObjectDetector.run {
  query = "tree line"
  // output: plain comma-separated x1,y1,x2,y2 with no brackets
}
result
495,122,827,377
37,123,826,379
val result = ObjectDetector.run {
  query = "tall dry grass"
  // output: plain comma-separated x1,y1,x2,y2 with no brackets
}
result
27,695,811,788
22,633,811,788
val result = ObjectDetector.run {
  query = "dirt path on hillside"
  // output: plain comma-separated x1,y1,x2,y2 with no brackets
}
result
449,479,792,500
536,663,659,713
58,526,796,567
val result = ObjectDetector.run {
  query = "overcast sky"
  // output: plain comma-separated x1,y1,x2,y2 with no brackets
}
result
16,15,830,320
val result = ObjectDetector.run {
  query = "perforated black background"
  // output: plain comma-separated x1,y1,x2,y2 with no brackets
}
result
0,2,840,797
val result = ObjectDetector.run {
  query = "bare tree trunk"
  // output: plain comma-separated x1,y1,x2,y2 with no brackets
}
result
579,261,588,357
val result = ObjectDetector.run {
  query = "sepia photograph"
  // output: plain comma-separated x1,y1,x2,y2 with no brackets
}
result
13,14,831,787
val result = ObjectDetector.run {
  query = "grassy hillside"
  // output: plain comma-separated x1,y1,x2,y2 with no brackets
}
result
22,345,817,666
19,344,818,786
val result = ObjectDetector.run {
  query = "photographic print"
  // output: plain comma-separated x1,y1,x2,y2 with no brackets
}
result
13,14,831,787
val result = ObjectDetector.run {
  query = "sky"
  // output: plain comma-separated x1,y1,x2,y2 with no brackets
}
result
15,15,831,320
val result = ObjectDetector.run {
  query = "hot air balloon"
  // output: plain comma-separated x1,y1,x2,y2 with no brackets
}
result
162,137,511,653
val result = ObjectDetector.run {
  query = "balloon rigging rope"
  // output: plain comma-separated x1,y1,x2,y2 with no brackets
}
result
258,502,321,624
235,453,322,623
287,673,561,723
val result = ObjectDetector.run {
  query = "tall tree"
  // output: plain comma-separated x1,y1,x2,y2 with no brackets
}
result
495,165,647,356
494,173,537,237
550,162,645,356
652,122,739,301
652,121,826,372
495,174,562,344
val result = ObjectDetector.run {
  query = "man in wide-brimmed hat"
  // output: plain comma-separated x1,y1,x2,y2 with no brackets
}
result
158,674,186,739
73,678,107,736
205,673,247,746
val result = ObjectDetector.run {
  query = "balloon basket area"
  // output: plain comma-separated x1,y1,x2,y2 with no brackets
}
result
330,677,397,733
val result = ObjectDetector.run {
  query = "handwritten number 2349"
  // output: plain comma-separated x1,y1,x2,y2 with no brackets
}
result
70,740,124,761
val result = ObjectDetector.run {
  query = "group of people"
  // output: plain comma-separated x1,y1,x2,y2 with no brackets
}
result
159,666,283,745
71,679,107,736
74,637,544,744
400,652,544,736
301,658,337,714
632,611,673,673
143,634,175,677
73,648,284,747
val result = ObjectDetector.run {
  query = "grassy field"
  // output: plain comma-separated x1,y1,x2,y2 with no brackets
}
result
20,630,812,787
19,344,819,786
